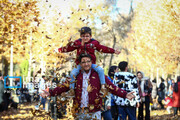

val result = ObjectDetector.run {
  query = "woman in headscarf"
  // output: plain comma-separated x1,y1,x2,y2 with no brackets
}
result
137,71,152,120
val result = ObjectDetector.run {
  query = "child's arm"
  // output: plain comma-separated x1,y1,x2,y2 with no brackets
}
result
93,41,120,54
164,99,170,105
57,41,79,53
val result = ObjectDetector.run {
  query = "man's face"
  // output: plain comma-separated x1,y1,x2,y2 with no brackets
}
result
80,57,92,72
80,33,91,43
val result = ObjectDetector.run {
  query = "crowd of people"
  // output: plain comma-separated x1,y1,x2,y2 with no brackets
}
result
0,26,179,120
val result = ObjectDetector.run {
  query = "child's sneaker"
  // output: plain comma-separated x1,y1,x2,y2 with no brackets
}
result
35,105,39,110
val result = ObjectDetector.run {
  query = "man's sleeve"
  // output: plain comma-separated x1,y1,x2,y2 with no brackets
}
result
49,81,70,96
132,77,141,103
105,76,127,98
94,41,115,53
58,41,78,53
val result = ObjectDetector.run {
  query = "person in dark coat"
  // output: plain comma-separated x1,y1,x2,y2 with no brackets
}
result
0,73,4,112
158,77,165,109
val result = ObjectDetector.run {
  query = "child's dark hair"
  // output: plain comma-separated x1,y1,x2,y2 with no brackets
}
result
118,61,128,71
78,53,92,62
108,66,118,78
62,73,66,77
79,27,91,36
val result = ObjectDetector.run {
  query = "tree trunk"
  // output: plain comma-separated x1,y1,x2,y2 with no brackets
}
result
109,33,116,68
103,54,108,68
28,31,32,82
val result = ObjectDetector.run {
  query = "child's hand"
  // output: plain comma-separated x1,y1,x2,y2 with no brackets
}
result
115,49,121,54
54,48,59,53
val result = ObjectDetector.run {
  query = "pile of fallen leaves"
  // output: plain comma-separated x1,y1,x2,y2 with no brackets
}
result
150,109,180,120
0,102,179,120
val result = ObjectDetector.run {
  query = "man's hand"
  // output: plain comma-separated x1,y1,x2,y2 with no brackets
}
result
115,49,121,54
137,102,140,108
40,90,50,98
106,106,111,110
126,91,135,100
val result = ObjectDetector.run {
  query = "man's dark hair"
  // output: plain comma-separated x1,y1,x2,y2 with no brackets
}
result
79,27,91,36
108,66,118,78
42,75,45,78
78,53,92,62
177,76,180,82
152,78,157,83
118,61,128,71
160,77,165,82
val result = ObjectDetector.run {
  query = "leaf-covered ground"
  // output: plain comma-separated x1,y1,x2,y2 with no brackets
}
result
0,102,179,120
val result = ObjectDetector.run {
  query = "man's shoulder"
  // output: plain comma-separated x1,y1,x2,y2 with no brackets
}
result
115,72,136,81
115,72,135,77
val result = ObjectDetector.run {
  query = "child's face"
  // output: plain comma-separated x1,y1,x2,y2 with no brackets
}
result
80,33,91,43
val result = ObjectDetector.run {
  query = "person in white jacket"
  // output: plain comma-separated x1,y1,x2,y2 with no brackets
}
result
35,75,46,110
114,61,140,120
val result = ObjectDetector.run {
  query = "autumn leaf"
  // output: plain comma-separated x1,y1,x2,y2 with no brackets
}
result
87,84,93,93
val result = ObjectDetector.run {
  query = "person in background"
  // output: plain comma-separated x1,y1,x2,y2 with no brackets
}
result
151,78,158,110
101,93,112,120
137,71,152,120
3,79,18,110
0,73,4,112
169,79,175,95
158,77,165,109
167,78,172,95
164,94,173,114
107,66,119,120
60,73,67,84
114,61,141,120
172,76,180,116
102,66,119,120
35,75,46,110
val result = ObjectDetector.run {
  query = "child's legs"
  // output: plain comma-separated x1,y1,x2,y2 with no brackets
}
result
167,106,171,114
70,65,81,89
91,64,105,85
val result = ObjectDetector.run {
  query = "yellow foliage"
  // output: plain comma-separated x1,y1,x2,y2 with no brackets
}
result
125,0,180,76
